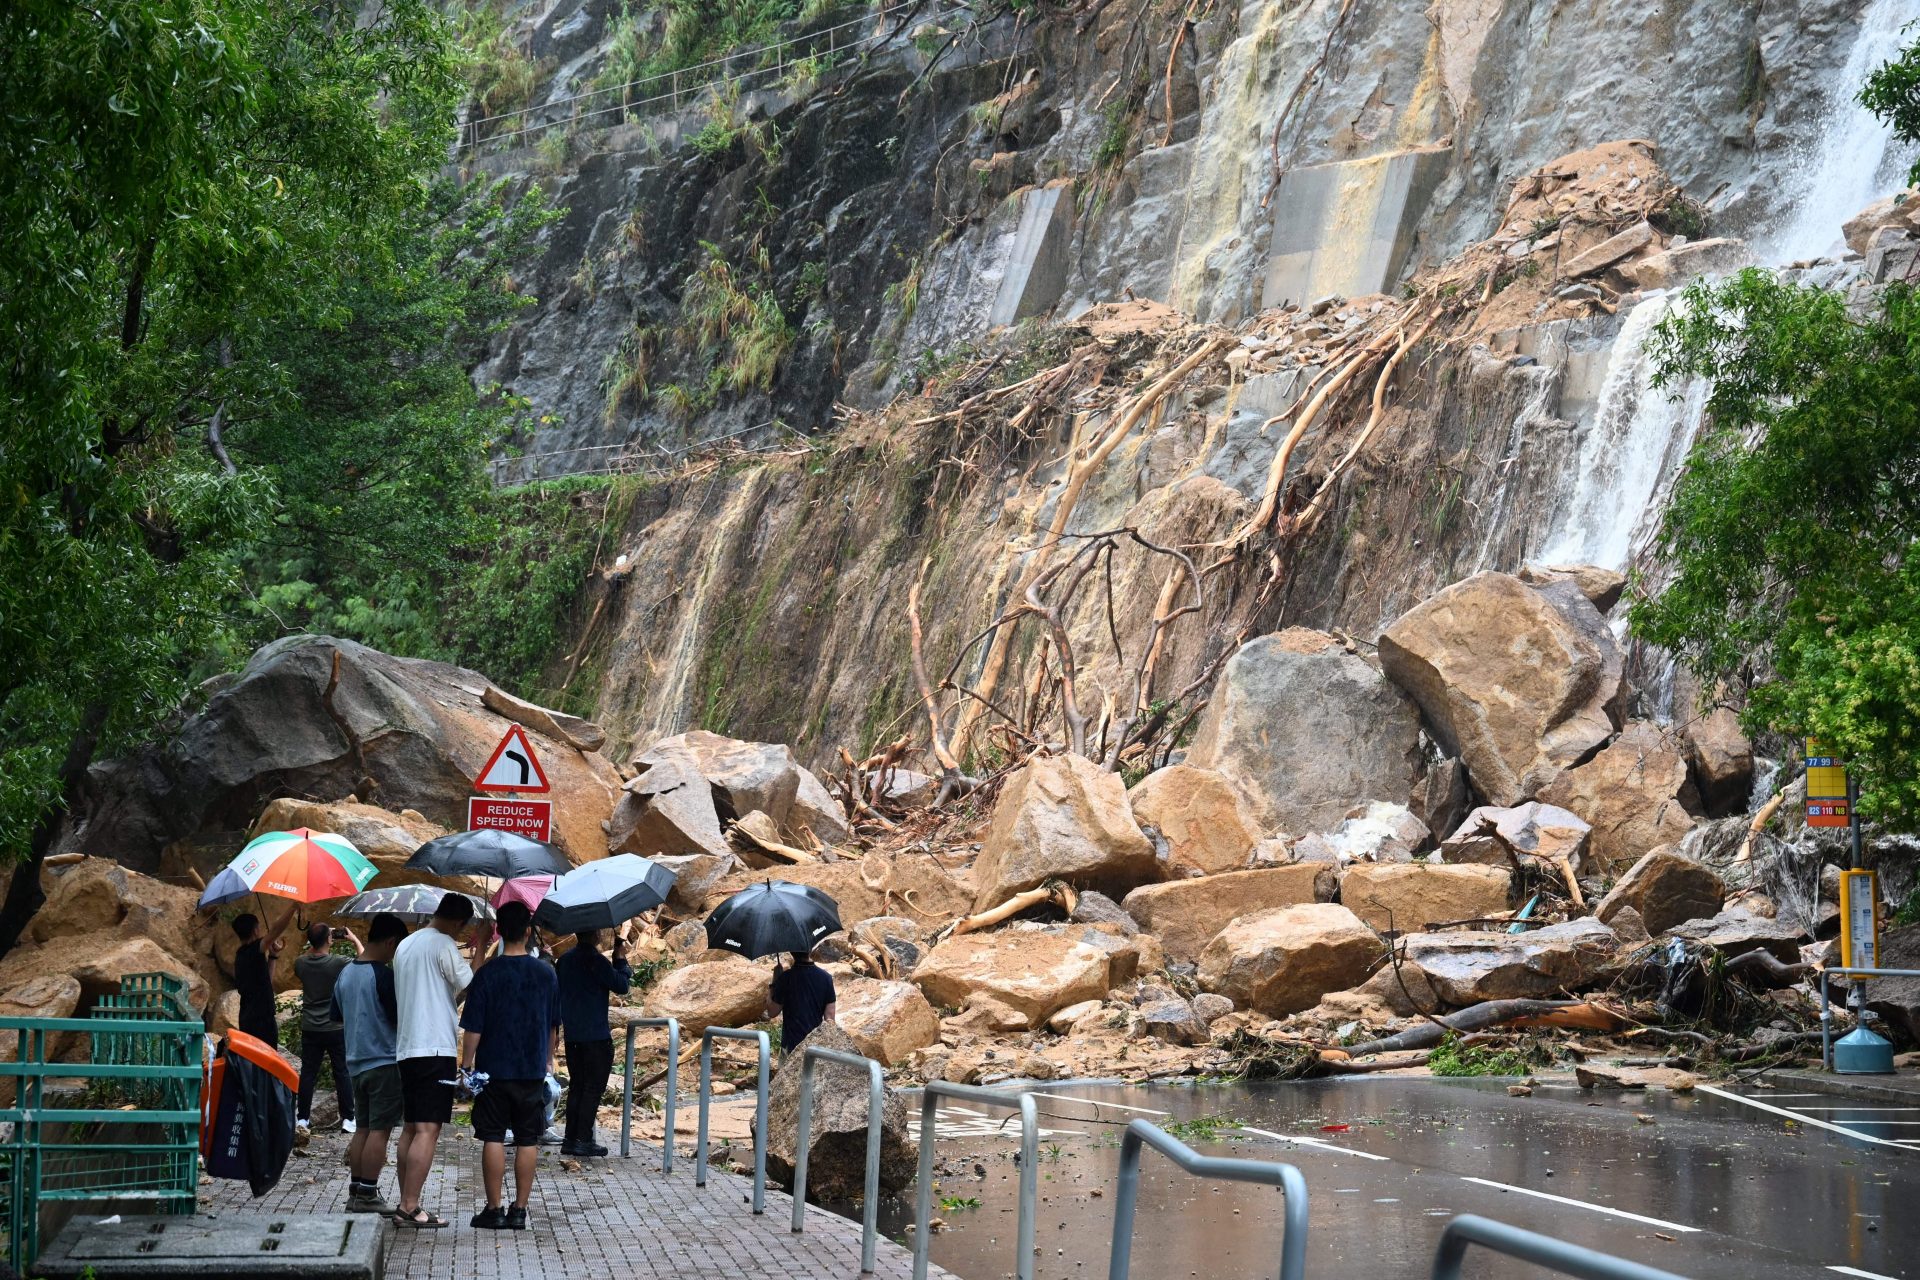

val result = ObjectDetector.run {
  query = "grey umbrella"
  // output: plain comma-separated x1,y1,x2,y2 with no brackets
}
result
533,855,678,933
336,885,495,924
405,829,571,880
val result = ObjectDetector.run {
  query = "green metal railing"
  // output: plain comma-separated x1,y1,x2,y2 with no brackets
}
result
0,973,204,1267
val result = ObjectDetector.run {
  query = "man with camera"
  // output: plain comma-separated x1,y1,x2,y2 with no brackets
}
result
294,920,363,1136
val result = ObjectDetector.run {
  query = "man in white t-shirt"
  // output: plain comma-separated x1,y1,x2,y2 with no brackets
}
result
389,892,484,1229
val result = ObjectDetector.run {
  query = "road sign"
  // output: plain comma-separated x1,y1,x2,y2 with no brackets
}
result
468,796,554,843
1804,737,1850,828
1839,868,1880,971
474,725,552,794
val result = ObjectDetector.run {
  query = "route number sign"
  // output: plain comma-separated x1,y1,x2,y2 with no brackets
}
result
1804,737,1851,829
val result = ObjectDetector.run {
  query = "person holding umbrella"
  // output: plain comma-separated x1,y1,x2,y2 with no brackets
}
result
705,880,843,1058
553,927,631,1157
294,921,363,1137
766,950,836,1058
230,908,296,1047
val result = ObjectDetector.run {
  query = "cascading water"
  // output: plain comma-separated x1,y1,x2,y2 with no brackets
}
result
1769,0,1920,263
1533,295,1707,573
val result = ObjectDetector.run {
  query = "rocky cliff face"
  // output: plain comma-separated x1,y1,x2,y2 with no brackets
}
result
455,0,1914,758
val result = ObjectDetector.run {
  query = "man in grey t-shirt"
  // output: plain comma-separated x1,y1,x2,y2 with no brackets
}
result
294,922,362,1135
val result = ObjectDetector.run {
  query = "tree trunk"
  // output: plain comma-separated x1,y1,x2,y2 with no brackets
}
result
0,702,107,961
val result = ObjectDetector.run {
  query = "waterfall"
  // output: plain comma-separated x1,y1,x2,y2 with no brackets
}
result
1768,0,1920,263
1533,296,1707,572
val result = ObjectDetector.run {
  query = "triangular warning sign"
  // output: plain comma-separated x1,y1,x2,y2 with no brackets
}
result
474,725,552,794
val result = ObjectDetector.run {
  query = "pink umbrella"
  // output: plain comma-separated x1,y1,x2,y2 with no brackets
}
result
492,875,555,914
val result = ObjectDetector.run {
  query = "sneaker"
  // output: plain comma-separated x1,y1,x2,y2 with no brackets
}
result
296,1120,312,1135
340,1118,356,1135
505,1206,528,1231
566,1141,608,1158
346,1192,391,1215
540,1126,565,1146
471,1205,510,1230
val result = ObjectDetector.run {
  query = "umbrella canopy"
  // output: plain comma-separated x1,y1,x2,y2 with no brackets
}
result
405,829,571,880
533,855,678,934
198,828,378,909
704,880,842,960
336,885,495,925
492,875,556,915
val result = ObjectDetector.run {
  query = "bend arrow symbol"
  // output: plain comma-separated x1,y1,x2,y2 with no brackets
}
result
504,748,531,786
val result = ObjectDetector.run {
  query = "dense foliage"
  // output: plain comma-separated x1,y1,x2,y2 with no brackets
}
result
0,0,585,916
1633,35,1920,825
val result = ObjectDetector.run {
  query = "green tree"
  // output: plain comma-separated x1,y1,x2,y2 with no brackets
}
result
1633,33,1920,825
0,0,481,952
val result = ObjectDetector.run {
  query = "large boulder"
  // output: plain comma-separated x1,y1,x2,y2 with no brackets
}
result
24,858,225,1001
1682,708,1754,815
73,636,622,869
1517,563,1626,614
1666,908,1803,963
1537,722,1699,870
1866,922,1920,1044
1377,572,1623,806
636,731,851,847
1410,759,1471,846
1439,802,1593,869
1399,918,1616,1005
1186,629,1422,835
835,978,941,1066
609,756,733,860
1843,190,1920,255
913,932,1110,1029
1127,765,1261,878
1121,865,1335,961
1592,847,1725,936
763,1022,915,1200
704,852,971,927
646,955,769,1034
1339,864,1511,934
1291,803,1430,864
969,754,1160,910
1197,903,1380,1017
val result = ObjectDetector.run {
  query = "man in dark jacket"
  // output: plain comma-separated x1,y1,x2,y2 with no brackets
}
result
230,908,294,1048
554,928,631,1157
767,950,836,1057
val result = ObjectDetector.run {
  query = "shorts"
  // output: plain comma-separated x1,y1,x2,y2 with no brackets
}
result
471,1078,547,1147
398,1056,456,1125
351,1064,404,1131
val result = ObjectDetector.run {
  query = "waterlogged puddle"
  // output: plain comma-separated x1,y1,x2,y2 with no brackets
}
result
836,1077,1920,1280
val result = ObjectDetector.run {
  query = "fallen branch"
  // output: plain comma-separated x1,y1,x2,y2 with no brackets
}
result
1342,998,1587,1057
1317,1049,1431,1073
1726,949,1813,986
1736,789,1785,862
951,880,1079,936
1505,1003,1627,1033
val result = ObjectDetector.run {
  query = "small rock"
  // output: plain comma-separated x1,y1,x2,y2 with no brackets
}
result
1507,1084,1533,1097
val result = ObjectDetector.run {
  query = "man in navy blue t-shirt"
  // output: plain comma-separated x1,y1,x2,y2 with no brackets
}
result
459,901,560,1230
766,951,836,1056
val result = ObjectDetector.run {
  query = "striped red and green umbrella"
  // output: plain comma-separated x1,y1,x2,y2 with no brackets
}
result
198,828,379,908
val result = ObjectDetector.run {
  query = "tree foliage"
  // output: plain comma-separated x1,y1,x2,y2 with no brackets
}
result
0,0,553,915
1631,36,1920,824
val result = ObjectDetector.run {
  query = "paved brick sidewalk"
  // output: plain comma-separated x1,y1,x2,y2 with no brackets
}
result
203,1129,955,1279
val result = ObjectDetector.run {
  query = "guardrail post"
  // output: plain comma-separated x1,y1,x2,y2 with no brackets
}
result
913,1082,1037,1280
695,1026,771,1214
1820,970,1833,1070
791,1046,884,1273
1106,1120,1307,1280
620,1016,680,1169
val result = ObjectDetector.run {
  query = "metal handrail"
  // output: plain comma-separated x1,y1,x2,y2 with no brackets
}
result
790,1045,884,1274
619,1016,681,1167
1818,966,1920,1067
1107,1120,1308,1280
912,1082,1037,1280
695,1026,771,1214
1431,1214,1689,1280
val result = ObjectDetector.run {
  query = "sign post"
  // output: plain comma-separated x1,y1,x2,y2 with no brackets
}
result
1809,740,1895,1074
470,725,554,843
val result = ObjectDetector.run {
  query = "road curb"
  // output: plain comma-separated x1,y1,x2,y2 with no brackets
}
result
1758,1068,1920,1105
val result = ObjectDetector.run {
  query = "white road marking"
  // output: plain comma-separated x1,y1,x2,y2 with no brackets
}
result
1739,1093,1827,1098
1828,1266,1898,1279
1700,1085,1918,1149
1812,1120,1920,1125
1237,1125,1392,1161
1022,1092,1169,1117
1788,1107,1920,1112
1459,1177,1701,1233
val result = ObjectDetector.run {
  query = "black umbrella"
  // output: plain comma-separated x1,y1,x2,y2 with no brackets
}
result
337,885,495,925
405,829,572,880
533,855,678,933
704,880,842,959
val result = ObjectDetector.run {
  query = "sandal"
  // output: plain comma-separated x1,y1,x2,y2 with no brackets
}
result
392,1207,448,1229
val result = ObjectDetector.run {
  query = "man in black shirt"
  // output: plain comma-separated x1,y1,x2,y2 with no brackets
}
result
766,950,836,1057
230,908,294,1049
459,902,560,1230
554,928,631,1157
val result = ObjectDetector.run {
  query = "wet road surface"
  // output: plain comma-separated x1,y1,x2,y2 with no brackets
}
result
861,1076,1920,1280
